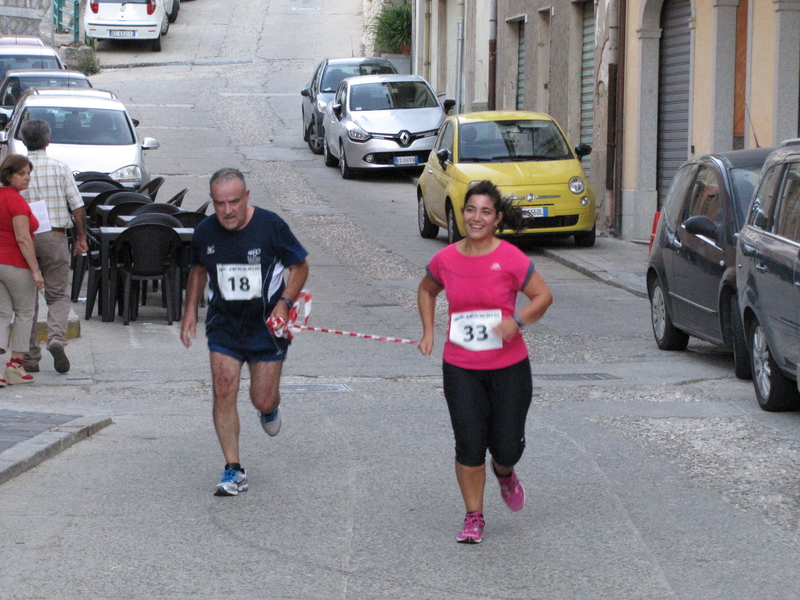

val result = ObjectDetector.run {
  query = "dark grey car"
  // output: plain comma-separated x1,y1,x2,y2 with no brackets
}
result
737,143,800,411
647,148,773,379
300,57,396,155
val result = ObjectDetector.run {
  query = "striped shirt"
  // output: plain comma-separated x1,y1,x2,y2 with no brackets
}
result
21,150,84,229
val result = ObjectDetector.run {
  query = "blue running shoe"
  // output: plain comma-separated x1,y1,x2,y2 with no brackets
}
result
214,469,247,496
259,406,282,437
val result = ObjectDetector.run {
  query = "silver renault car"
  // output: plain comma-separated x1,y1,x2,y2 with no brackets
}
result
322,74,454,179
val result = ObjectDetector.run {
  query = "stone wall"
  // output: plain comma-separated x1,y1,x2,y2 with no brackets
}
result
0,0,51,37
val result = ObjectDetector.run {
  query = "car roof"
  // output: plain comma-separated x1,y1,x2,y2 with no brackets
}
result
326,57,395,68
453,110,556,124
0,45,60,57
0,36,45,46
707,147,778,170
22,87,115,100
1,69,88,80
346,74,427,86
761,144,800,170
17,91,126,111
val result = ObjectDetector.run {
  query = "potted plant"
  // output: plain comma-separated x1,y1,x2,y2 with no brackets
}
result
371,1,412,55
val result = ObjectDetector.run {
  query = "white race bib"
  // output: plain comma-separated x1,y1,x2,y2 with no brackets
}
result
449,310,502,351
216,264,262,300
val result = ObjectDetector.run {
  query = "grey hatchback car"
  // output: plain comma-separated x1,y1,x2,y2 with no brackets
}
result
737,142,800,411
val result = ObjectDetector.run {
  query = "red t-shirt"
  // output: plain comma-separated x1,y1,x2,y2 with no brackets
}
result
0,187,38,269
426,240,534,370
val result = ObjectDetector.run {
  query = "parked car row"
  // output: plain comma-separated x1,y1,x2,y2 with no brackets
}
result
647,140,800,411
85,0,189,53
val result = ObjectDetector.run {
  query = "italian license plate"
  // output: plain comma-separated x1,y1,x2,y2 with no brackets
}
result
110,30,135,37
394,156,418,166
522,206,548,218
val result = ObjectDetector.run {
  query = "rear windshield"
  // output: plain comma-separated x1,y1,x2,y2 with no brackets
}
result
17,107,135,146
0,55,61,79
458,120,573,162
348,81,438,111
730,166,762,225
321,64,397,93
1,76,89,106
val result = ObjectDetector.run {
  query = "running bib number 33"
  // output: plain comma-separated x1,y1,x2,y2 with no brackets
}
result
449,310,502,351
217,264,262,300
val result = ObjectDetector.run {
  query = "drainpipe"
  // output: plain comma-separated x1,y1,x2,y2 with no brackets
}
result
423,0,432,82
612,0,627,237
455,0,465,113
488,0,497,110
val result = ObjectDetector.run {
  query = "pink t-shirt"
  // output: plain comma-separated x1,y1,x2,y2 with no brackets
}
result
426,240,534,370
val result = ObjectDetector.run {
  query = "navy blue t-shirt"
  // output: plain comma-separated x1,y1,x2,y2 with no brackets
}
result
189,207,308,345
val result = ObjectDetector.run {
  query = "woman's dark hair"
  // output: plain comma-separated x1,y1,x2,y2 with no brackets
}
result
0,154,33,187
462,180,525,233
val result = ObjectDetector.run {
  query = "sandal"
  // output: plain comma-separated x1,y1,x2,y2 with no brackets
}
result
6,358,33,385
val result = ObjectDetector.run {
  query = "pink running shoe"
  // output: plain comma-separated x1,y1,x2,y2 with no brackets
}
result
497,469,525,511
456,511,485,544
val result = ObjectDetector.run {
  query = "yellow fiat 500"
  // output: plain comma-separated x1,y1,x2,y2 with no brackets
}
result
417,111,596,246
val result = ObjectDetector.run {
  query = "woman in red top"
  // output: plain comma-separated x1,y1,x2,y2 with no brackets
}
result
0,155,44,385
418,180,553,544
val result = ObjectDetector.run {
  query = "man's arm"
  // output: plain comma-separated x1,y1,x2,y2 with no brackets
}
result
180,264,208,348
270,259,309,321
70,206,88,255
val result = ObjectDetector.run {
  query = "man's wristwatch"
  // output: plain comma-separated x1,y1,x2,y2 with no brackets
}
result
512,313,525,329
279,296,294,309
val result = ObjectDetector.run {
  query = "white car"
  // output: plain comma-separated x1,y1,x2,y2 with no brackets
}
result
0,43,65,79
0,88,160,187
85,0,179,52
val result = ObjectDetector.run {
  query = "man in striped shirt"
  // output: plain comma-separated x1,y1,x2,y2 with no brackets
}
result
20,119,88,374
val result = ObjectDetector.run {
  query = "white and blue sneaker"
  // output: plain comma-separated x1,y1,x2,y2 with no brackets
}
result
214,469,248,496
259,406,282,437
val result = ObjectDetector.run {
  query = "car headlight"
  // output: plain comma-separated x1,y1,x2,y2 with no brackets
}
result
346,123,371,142
110,164,142,185
569,176,586,195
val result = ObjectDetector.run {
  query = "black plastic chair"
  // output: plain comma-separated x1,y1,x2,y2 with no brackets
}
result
75,171,119,183
106,201,150,226
173,212,206,228
165,187,189,207
126,213,183,228
105,192,153,206
132,203,182,216
78,180,123,193
109,224,183,325
195,199,211,214
136,176,166,201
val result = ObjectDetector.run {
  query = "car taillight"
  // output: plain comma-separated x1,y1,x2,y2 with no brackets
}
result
90,2,98,12
147,0,156,15
649,211,661,255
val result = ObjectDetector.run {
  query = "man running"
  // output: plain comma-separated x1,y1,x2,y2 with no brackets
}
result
181,168,309,496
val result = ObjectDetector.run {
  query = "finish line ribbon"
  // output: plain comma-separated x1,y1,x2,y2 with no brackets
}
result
267,290,418,345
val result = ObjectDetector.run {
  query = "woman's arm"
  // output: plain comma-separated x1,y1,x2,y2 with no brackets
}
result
495,270,553,341
417,274,443,356
12,215,44,290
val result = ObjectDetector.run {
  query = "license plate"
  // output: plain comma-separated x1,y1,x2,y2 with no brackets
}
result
522,207,548,218
110,30,135,37
394,156,418,166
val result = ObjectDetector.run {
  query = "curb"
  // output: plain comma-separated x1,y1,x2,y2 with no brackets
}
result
0,414,113,486
542,248,648,299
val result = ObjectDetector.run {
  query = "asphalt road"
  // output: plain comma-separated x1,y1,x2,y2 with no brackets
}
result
3,1,800,599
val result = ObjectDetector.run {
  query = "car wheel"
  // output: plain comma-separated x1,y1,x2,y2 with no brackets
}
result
730,295,752,380
339,141,354,179
418,190,439,239
151,34,162,52
307,119,323,155
750,319,800,411
302,110,308,141
446,203,462,244
168,0,180,23
574,225,596,247
649,277,689,351
323,135,338,167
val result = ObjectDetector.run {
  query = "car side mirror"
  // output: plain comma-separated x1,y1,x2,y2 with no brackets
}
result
436,148,450,168
684,215,720,240
132,118,140,127
575,143,592,160
0,130,7,144
141,137,160,150
332,102,342,117
0,114,7,129
301,87,311,98
443,99,455,113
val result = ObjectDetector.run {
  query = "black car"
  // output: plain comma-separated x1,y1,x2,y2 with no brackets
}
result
300,57,397,155
737,143,800,410
647,148,774,379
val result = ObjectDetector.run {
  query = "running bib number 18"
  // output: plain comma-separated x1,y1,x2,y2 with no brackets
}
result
217,264,262,300
449,310,502,351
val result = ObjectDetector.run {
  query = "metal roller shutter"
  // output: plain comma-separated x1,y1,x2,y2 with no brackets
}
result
580,1,595,177
656,0,691,208
517,21,526,110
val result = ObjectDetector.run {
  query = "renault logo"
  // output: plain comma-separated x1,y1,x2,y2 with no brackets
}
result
398,130,411,147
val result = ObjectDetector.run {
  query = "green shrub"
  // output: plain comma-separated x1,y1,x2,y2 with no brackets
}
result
371,1,411,54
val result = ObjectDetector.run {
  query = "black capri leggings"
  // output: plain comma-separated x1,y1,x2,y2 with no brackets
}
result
442,358,533,468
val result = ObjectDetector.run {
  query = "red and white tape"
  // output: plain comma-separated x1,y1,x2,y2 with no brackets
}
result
267,290,418,345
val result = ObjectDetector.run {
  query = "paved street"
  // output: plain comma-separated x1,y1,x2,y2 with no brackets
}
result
3,1,800,598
